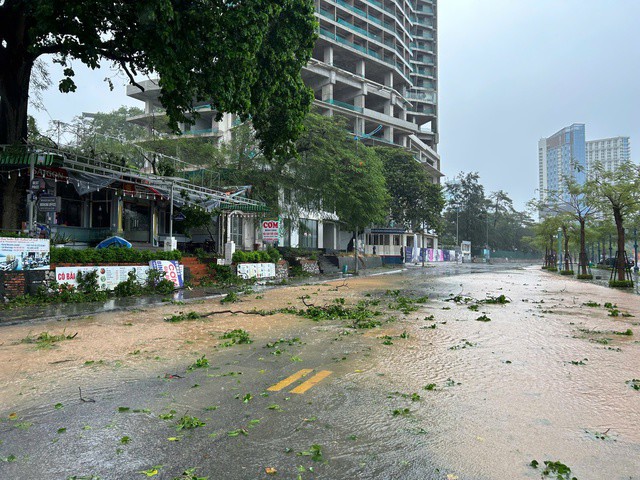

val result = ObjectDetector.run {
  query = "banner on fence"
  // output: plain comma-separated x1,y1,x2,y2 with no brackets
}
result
55,265,149,290
237,262,276,279
0,237,50,271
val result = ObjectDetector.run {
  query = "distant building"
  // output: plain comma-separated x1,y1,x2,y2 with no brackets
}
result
586,136,631,177
538,123,586,205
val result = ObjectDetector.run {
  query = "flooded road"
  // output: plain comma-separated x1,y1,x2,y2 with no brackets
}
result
1,265,639,479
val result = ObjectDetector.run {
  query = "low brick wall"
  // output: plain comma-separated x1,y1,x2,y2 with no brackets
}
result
0,270,53,299
298,259,320,275
275,260,289,280
337,255,383,272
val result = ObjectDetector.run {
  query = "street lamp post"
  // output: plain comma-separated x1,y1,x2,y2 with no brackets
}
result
557,227,563,270
455,207,459,246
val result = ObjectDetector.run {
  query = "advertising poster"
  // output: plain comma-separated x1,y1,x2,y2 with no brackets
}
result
149,260,184,288
237,263,276,279
261,220,280,243
0,237,50,271
55,265,150,290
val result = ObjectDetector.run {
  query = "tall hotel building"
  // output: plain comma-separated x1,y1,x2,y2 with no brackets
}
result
538,124,586,205
128,0,441,182
306,0,440,180
586,136,631,177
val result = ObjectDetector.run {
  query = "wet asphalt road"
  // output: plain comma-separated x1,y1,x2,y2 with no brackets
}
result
0,262,515,480
4,262,638,480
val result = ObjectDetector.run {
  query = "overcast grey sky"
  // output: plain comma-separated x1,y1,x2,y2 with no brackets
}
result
34,0,640,210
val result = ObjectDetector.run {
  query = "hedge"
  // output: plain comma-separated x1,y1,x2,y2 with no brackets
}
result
51,247,182,264
232,248,280,264
576,274,593,280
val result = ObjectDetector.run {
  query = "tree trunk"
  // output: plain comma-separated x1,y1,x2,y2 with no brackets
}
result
562,225,570,271
579,218,588,275
0,12,34,229
613,207,626,281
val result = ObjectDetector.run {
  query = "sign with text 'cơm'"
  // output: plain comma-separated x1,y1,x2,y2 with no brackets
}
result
261,220,280,243
149,260,184,288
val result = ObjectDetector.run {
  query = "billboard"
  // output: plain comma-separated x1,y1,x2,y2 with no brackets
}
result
0,237,50,271
261,220,280,243
55,265,150,290
149,260,184,288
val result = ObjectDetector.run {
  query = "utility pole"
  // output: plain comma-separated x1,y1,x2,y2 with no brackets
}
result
354,229,359,275
169,181,174,251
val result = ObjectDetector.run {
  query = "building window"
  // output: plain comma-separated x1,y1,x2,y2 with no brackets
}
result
282,218,292,247
299,218,318,249
91,190,110,228
230,215,243,248
56,182,82,227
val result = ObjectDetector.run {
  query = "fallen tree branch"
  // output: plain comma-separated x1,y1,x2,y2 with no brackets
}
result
79,387,95,403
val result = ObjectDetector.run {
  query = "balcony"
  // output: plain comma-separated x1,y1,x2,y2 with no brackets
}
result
323,98,364,113
407,91,436,103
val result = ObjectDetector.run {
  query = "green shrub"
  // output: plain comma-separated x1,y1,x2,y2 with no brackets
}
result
113,271,143,297
155,279,175,294
76,270,100,294
609,280,634,288
207,264,242,285
232,251,247,263
560,270,574,276
267,247,281,263
547,267,558,272
577,274,593,280
50,247,181,264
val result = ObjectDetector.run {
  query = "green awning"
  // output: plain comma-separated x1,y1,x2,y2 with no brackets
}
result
0,152,58,166
219,202,270,213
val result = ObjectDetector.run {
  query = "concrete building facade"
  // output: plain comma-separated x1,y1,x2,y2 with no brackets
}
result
538,123,586,204
586,136,631,177
307,0,440,180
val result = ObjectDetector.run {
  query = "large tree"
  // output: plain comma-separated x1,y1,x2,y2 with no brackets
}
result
0,0,316,229
444,172,489,248
0,0,316,151
376,147,444,233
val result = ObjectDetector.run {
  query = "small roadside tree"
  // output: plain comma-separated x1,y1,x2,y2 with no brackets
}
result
586,161,640,283
537,177,597,277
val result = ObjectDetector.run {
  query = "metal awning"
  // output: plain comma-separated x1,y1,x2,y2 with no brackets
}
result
2,143,268,213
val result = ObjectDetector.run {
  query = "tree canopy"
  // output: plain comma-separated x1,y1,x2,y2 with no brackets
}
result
376,147,443,233
442,172,535,253
0,0,317,158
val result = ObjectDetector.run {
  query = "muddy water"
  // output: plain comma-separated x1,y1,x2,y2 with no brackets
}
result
362,266,640,479
1,265,639,479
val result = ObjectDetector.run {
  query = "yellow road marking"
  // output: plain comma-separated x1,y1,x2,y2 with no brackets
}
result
267,369,313,392
290,370,333,394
